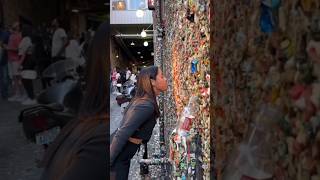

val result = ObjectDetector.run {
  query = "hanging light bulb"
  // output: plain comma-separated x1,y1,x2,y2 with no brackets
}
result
130,42,135,46
136,10,144,18
151,52,154,56
141,30,147,38
72,9,80,13
143,41,148,47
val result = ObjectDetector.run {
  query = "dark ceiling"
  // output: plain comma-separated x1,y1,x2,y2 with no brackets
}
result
67,0,108,14
111,24,154,66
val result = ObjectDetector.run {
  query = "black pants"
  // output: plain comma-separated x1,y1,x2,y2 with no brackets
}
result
21,56,36,99
38,59,52,89
22,78,34,99
110,141,140,180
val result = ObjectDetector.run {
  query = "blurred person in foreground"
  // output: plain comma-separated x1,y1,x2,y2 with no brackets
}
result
39,21,109,180
6,22,23,101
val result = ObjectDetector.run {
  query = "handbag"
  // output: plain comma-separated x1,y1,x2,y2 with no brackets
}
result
140,143,149,175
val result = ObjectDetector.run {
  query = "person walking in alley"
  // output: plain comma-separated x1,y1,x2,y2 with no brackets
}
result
6,22,24,101
125,67,131,80
0,26,10,100
111,67,118,93
110,66,168,180
19,25,37,105
39,21,108,180
51,18,68,62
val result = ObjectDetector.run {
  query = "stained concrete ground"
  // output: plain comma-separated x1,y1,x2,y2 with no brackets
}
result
0,98,44,180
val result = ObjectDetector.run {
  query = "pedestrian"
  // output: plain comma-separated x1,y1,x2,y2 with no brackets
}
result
6,22,24,102
0,26,10,100
116,70,121,93
33,25,51,89
110,65,168,179
39,21,108,180
111,67,117,93
125,67,131,80
19,25,37,105
130,73,137,83
51,18,68,62
65,33,83,64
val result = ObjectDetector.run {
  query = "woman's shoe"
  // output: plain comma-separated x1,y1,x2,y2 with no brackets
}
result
8,95,19,102
21,98,37,105
17,95,28,102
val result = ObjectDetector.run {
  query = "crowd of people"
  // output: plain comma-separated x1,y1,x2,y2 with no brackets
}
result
0,17,94,105
111,66,137,95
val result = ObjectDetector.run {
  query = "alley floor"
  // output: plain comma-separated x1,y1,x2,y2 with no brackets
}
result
0,99,43,180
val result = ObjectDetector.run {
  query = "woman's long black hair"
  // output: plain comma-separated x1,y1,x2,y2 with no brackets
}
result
128,66,160,117
78,21,109,121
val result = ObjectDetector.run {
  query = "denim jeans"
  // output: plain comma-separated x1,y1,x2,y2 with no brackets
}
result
0,64,9,98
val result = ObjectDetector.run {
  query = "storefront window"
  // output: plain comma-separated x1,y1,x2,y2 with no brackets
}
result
112,0,147,11
112,1,126,10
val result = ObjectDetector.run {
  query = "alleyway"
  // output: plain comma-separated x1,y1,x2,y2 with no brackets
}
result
0,99,43,180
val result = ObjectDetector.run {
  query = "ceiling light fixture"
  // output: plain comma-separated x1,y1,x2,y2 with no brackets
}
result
143,41,148,47
72,9,80,13
140,56,144,59
137,52,141,54
151,52,154,56
136,9,144,18
140,24,153,38
140,30,147,38
130,42,135,46
116,55,119,58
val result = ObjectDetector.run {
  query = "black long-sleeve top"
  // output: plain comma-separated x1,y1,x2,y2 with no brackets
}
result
110,97,157,166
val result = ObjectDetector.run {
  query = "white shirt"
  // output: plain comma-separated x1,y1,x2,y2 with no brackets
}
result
66,40,81,59
126,70,131,80
130,74,136,82
116,73,120,80
18,37,33,55
51,28,67,57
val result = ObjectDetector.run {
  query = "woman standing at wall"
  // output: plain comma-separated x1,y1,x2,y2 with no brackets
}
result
110,66,167,179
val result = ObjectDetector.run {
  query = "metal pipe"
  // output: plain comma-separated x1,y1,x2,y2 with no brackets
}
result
139,158,169,165
114,34,154,39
